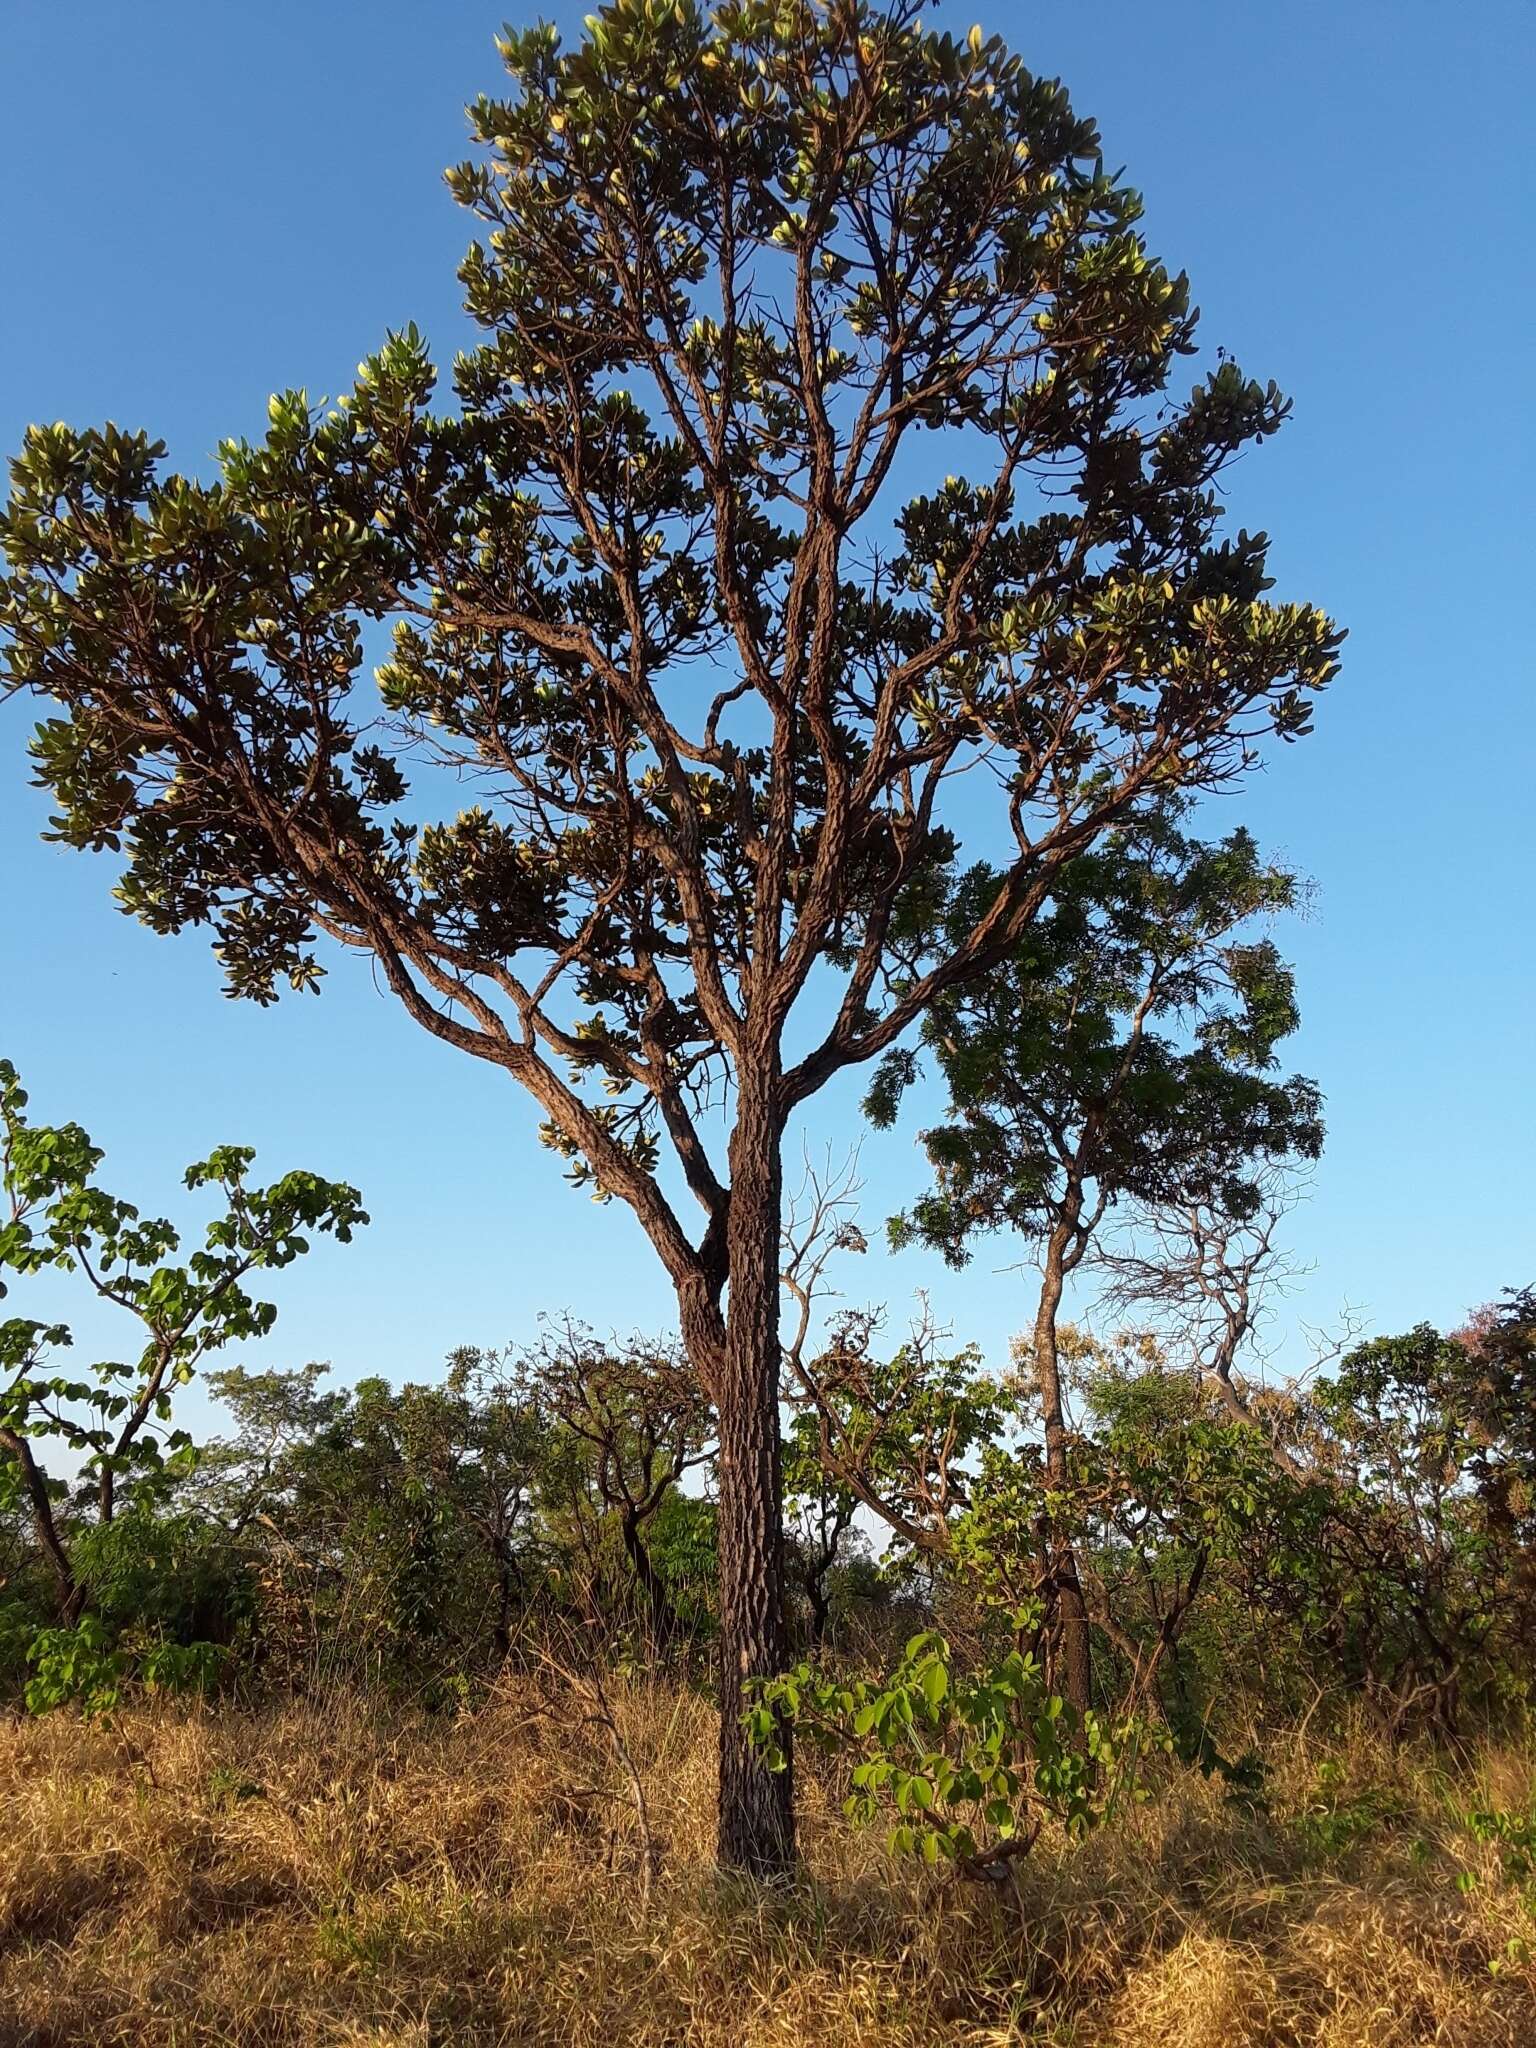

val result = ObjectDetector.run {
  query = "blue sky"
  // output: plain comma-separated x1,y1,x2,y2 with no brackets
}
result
1,0,1532,1428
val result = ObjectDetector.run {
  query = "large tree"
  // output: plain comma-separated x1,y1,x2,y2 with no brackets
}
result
0,1,1339,1870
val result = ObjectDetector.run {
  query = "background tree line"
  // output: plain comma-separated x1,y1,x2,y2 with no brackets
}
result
4,1041,1533,1852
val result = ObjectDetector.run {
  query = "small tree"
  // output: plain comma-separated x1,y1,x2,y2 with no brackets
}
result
0,4,1339,1868
1100,1163,1316,1472
1027,1330,1306,1729
790,1313,1004,1556
200,1355,555,1681
1452,1289,1536,1545
1303,1317,1536,1733
439,1345,559,1659
866,811,1322,1710
527,1321,715,1639
782,1408,858,1646
0,1059,363,1661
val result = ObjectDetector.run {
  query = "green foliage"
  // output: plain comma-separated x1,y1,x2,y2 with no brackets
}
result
23,1615,126,1716
645,1493,718,1602
0,0,1344,1870
0,1056,366,1524
189,1334,721,1683
1,1263,1531,1785
21,1613,222,1716
936,1339,1312,1712
1279,1305,1536,1730
869,807,1322,1269
0,1060,363,1715
753,1620,1166,1869
781,1407,862,1642
0,1598,34,1690
518,1326,715,1640
73,1506,254,1645
1465,1800,1536,1914
0,0,1338,1263
786,1296,1536,1754
205,1365,512,1681
790,1325,1005,1551
207,1764,267,1810
1293,1758,1406,1863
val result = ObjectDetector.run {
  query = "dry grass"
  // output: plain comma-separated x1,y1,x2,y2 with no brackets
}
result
1,1684,1533,2047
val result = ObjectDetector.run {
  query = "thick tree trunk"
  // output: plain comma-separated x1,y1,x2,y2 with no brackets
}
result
1033,1227,1092,1721
712,1066,795,1876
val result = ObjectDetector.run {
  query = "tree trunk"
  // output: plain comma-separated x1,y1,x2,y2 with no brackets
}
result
712,1064,795,1876
620,1506,676,1643
1033,1226,1092,1721
806,1557,831,1650
1,1427,83,1621
491,1534,514,1662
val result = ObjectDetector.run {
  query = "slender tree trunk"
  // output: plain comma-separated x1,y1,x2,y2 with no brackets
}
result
1,1428,82,1621
805,1496,851,1649
1033,1225,1092,1721
491,1535,514,1662
712,1062,795,1876
807,1552,833,1649
620,1507,676,1642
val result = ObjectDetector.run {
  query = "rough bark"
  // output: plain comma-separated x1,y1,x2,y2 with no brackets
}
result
711,1065,795,1876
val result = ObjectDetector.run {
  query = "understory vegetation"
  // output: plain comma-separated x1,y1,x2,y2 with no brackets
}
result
5,1048,1534,1768
5,1694,1536,2046
2,1053,1535,2043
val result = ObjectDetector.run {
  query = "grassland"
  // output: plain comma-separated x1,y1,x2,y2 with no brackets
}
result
3,1684,1534,2046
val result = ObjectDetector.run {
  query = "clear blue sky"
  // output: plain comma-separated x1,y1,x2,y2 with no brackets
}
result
1,1,1531,1425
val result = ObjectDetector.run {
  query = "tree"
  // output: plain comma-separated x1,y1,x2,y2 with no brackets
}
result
782,1408,859,1646
789,1310,1004,1560
1033,1329,1306,1729
1100,1162,1317,1475
1303,1314,1536,1733
200,1356,555,1683
438,1345,561,1660
0,1059,363,1631
1452,1289,1536,1543
0,3,1340,1870
526,1321,715,1639
866,811,1323,1711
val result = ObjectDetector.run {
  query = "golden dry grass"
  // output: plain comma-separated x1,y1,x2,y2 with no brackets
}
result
1,1684,1533,2047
